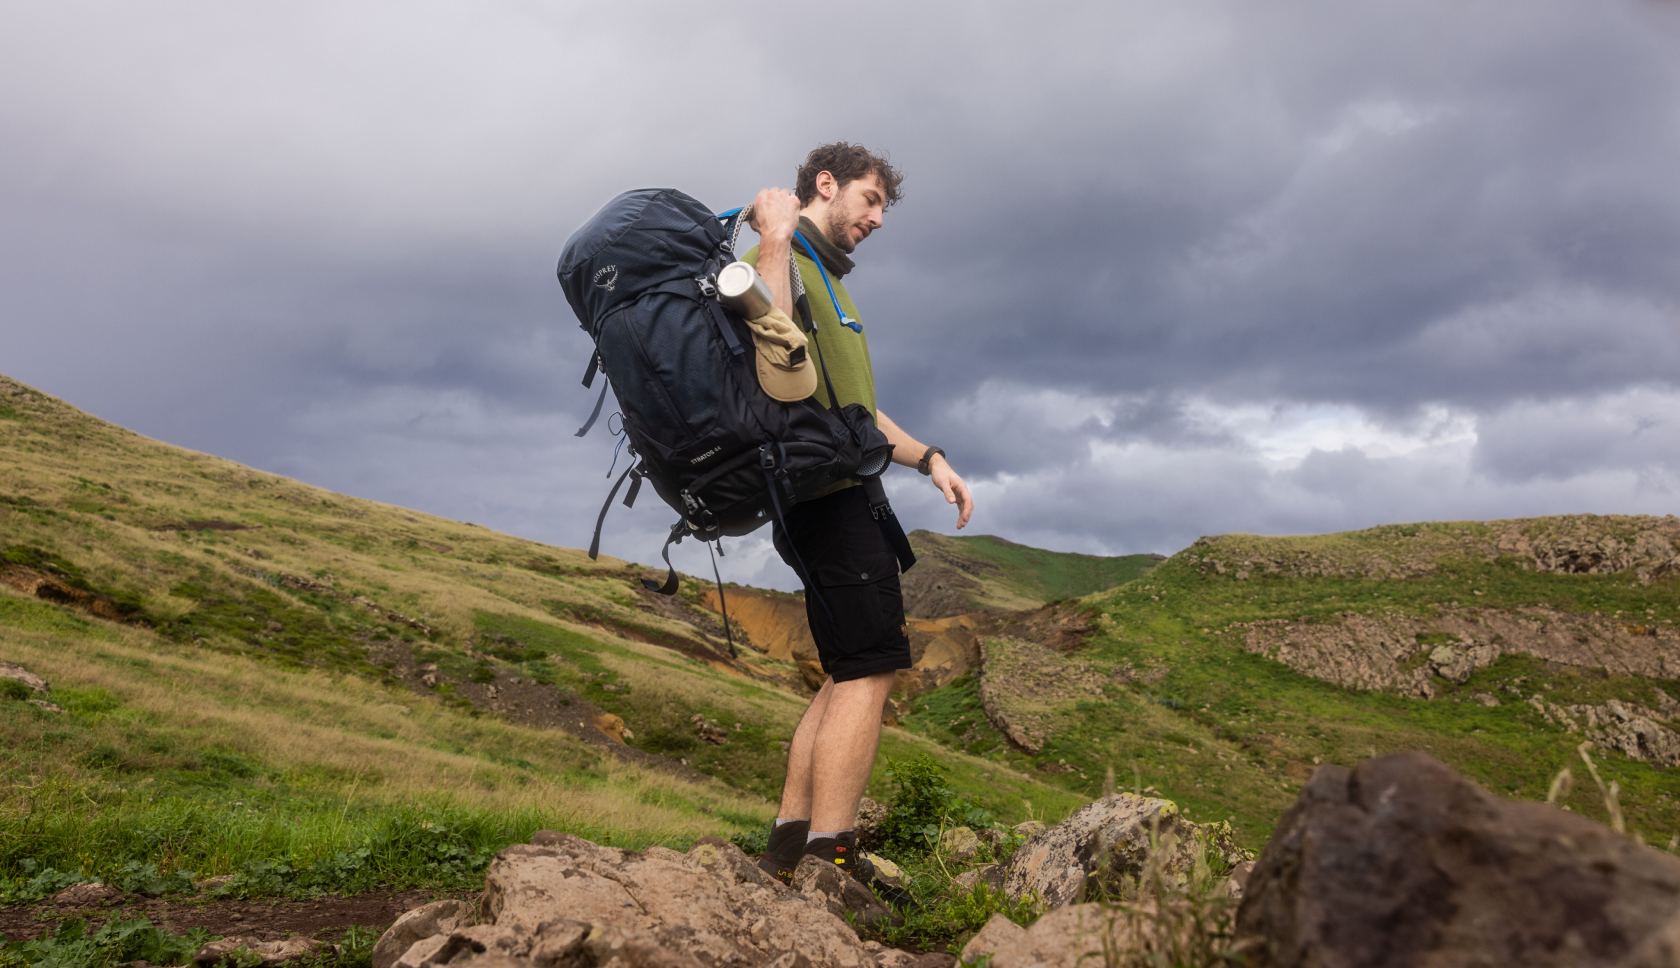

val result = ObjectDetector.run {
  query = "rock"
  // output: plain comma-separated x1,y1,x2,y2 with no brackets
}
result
854,796,887,852
1219,859,1255,899
959,913,1028,965
193,873,237,893
792,854,892,926
959,905,1183,968
908,954,957,968
1622,906,1680,968
393,924,536,968
999,793,1245,908
1526,699,1680,768
396,828,877,968
194,936,339,966
27,699,63,713
1012,821,1047,838
372,899,472,968
1242,605,1680,699
939,826,980,861
952,864,1003,892
51,882,121,906
1235,751,1680,967
874,948,917,968
592,711,628,744
861,852,906,887
0,661,48,695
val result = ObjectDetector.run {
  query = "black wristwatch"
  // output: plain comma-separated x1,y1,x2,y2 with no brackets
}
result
918,445,946,476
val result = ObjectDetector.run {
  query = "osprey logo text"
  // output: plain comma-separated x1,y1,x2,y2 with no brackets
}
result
689,446,721,465
593,266,619,291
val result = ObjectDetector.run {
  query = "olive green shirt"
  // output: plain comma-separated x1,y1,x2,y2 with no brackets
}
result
742,246,877,417
744,237,878,497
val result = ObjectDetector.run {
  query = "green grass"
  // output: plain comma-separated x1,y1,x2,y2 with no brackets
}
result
941,534,1161,603
898,548,1680,849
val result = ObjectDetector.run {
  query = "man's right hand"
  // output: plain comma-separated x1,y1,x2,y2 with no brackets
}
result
749,188,800,245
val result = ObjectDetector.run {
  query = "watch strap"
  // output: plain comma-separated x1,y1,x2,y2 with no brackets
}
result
918,445,946,476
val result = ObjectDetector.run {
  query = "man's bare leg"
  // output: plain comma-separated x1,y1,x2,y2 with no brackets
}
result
776,678,834,821
778,671,895,828
810,672,896,831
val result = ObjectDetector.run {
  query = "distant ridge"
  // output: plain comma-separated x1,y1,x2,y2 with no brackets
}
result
901,529,1162,618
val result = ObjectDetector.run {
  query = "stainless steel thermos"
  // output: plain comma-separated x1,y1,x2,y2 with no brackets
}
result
715,261,774,319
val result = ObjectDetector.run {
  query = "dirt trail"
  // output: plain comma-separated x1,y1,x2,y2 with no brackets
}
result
0,889,476,945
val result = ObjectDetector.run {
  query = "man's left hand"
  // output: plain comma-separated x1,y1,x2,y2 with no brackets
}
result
930,455,973,529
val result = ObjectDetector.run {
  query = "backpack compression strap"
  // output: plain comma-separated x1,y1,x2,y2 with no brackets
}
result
575,350,609,437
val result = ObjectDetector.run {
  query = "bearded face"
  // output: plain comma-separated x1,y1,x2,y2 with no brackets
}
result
819,172,886,254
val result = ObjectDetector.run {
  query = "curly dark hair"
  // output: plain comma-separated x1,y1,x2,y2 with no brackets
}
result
795,143,903,208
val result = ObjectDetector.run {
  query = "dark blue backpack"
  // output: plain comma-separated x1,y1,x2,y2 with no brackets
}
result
558,189,912,607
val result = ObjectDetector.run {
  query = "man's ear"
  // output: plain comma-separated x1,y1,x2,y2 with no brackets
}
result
816,170,837,201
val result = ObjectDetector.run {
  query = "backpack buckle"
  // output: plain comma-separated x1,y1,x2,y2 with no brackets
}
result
696,276,717,298
759,444,777,471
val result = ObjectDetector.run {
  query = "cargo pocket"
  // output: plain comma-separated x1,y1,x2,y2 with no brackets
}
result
810,551,901,659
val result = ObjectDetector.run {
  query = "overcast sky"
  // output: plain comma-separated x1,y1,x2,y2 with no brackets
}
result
4,1,1679,590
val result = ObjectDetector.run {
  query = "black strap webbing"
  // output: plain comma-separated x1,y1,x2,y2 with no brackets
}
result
581,349,600,388
709,542,737,658
575,379,609,438
622,468,642,508
863,475,917,574
588,462,636,559
703,297,745,357
640,524,682,595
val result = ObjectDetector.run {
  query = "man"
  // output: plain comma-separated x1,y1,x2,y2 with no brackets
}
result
742,143,974,885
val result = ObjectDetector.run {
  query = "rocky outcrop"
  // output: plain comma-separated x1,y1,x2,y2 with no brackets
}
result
376,831,888,968
978,637,1107,753
1241,606,1680,703
0,660,49,695
1528,697,1680,767
999,792,1247,908
1235,751,1680,967
1192,514,1680,584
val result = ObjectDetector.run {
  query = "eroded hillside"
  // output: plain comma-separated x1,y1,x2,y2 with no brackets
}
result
892,518,1680,847
0,372,1088,897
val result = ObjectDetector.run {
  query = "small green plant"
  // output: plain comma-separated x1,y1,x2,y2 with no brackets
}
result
0,916,211,968
729,826,769,858
877,756,957,856
0,679,33,702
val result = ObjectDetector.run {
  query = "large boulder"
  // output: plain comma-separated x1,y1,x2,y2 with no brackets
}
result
1235,751,1680,967
376,831,877,968
999,792,1246,908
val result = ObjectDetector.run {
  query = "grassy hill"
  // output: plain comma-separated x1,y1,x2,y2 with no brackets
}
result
6,365,1677,940
901,530,1162,617
896,520,1680,850
0,373,1088,906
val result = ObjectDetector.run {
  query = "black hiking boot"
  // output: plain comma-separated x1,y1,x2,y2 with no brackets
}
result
755,820,809,886
802,830,875,883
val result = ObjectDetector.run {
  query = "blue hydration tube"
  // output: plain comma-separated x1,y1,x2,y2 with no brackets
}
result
793,231,863,333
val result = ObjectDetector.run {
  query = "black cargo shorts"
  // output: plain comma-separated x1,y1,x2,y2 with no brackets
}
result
771,484,912,683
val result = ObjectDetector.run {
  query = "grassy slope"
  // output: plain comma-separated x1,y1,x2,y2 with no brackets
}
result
0,374,1084,895
905,529,1160,615
900,521,1680,850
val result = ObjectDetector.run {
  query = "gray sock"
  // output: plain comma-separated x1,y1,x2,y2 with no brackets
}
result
775,817,809,827
806,831,843,843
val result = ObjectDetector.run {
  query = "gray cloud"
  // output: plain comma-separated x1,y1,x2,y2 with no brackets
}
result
2,0,1677,591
